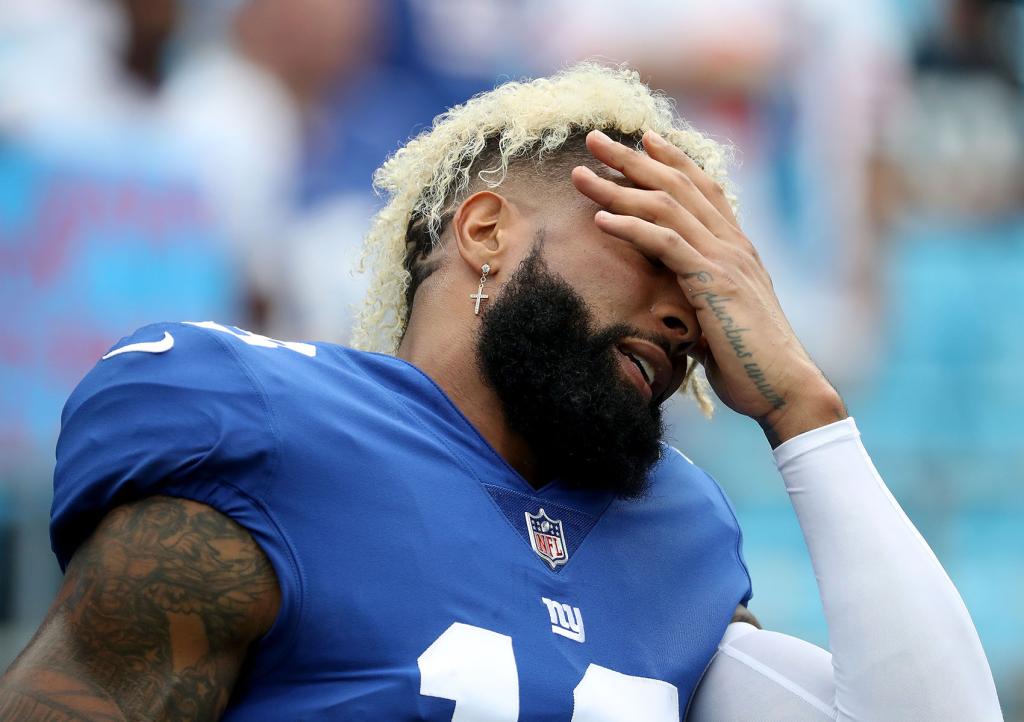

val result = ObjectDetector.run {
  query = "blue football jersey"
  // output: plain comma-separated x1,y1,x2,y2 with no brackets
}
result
52,321,752,721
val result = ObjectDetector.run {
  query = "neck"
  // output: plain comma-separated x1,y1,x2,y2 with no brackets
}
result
397,320,543,487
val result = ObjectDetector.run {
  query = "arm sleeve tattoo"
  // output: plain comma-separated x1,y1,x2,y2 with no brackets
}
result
0,496,280,721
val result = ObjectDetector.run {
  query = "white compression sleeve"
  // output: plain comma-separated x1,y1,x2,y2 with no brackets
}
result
688,417,1002,721
689,622,836,721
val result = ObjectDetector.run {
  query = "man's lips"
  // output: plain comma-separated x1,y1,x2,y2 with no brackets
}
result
615,339,679,404
616,348,653,401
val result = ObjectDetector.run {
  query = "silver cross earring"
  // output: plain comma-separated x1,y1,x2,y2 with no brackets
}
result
470,263,491,315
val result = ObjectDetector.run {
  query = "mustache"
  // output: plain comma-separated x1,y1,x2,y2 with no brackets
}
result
590,323,673,357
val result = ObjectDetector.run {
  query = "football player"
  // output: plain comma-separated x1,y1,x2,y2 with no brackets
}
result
0,64,1002,720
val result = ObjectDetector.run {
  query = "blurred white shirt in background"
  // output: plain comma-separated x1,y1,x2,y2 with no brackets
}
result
0,0,147,139
161,44,300,302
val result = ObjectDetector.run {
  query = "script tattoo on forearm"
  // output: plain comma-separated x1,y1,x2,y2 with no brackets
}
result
0,496,279,722
693,290,753,359
692,284,786,412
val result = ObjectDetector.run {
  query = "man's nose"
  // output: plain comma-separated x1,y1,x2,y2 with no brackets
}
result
651,292,700,353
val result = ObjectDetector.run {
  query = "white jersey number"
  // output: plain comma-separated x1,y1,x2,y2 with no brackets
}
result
418,622,679,721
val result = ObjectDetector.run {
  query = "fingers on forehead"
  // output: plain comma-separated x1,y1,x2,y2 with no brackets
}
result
585,127,712,184
642,134,735,219
642,132,708,179
583,174,673,221
585,131,644,174
583,129,736,224
586,132,682,192
571,165,619,203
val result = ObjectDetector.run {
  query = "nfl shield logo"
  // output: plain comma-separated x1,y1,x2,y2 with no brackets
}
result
525,508,568,569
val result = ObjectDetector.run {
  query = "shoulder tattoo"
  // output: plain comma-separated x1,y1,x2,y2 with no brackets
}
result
0,496,280,721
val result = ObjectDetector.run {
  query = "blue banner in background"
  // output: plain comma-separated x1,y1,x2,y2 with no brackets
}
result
0,136,239,477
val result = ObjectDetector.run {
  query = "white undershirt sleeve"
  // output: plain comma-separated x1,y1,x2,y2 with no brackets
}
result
687,417,1002,721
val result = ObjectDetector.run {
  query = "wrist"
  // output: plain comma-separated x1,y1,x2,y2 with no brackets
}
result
757,382,847,449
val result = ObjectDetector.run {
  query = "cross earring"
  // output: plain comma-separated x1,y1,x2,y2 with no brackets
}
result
470,263,491,315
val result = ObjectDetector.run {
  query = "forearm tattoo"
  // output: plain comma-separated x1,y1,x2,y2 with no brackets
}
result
0,496,279,721
691,287,786,412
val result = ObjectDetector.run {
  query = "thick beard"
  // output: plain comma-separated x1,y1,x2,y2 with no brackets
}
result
476,244,664,499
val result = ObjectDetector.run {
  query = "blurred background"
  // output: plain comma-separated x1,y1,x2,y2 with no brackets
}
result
1,0,1021,716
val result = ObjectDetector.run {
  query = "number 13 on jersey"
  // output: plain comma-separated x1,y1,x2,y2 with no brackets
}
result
418,623,679,721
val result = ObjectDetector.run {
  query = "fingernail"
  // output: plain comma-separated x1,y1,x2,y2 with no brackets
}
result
591,129,610,141
646,129,667,146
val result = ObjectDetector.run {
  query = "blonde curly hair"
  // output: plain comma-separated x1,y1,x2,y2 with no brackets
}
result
350,61,736,414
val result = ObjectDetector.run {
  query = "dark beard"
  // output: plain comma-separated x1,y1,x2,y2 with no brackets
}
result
476,244,664,499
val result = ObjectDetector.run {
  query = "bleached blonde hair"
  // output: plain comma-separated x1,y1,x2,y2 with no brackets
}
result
351,62,735,414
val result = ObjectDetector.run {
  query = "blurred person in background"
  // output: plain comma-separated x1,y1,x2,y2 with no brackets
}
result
881,0,1023,220
163,0,381,338
863,0,1024,711
869,0,1024,452
0,0,174,138
0,0,238,664
279,0,540,344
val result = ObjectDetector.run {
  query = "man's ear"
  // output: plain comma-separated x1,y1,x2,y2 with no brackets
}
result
451,191,517,277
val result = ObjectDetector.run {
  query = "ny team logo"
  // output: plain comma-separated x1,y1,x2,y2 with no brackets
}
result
541,597,585,643
525,508,568,569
